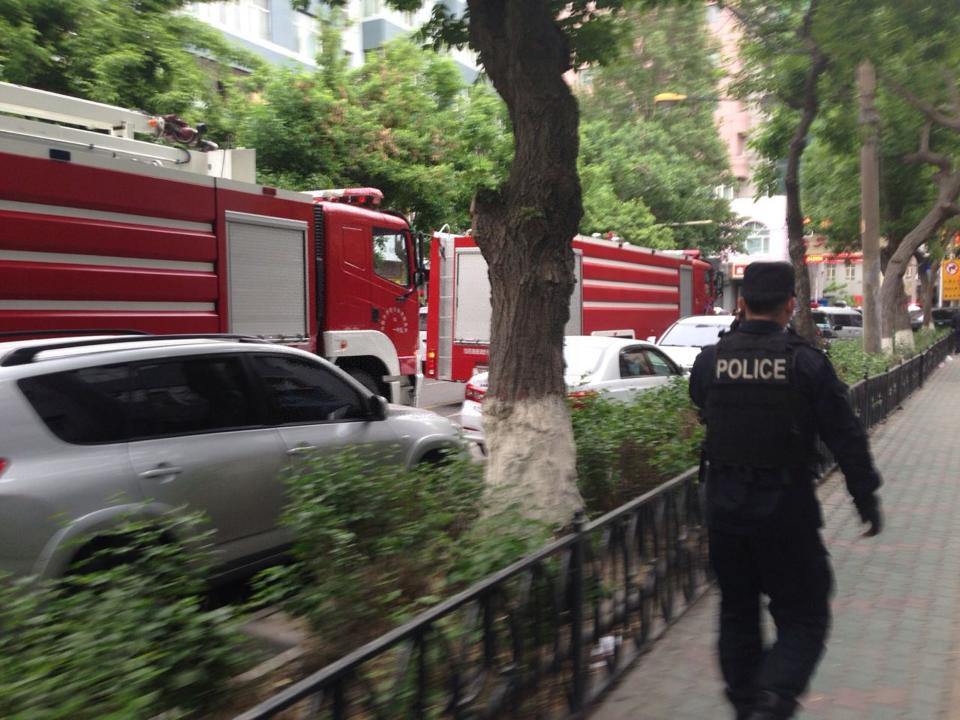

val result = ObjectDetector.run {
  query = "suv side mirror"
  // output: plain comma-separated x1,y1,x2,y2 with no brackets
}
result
366,394,388,421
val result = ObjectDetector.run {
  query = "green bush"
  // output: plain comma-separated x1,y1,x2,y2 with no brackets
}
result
252,448,487,662
0,515,245,720
828,328,950,385
571,378,703,513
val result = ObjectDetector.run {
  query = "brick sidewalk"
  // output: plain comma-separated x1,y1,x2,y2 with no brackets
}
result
592,354,960,720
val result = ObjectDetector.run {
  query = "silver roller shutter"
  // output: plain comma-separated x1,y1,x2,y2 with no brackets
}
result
226,211,308,339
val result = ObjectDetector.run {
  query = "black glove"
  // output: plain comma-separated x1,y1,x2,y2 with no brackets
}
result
856,495,883,537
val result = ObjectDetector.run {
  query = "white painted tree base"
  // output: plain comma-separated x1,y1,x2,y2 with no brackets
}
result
895,328,915,351
880,329,916,354
482,396,584,528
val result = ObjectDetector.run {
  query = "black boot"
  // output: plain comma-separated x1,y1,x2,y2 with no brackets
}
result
746,690,798,720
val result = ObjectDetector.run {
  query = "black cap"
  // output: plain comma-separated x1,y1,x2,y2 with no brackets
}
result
742,262,796,305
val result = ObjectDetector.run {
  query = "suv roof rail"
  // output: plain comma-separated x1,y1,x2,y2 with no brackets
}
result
0,333,277,368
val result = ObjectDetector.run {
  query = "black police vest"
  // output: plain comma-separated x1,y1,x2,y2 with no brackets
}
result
704,330,817,469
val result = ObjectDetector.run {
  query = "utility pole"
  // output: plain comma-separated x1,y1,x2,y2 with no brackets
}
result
859,61,882,354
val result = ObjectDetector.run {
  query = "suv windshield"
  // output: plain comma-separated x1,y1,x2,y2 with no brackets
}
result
660,322,729,347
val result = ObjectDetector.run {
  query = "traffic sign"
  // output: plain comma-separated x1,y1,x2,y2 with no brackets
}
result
943,259,960,301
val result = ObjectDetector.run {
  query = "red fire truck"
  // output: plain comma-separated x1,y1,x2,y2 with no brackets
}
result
0,82,422,404
424,232,714,382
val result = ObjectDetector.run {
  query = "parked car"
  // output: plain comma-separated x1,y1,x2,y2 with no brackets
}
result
812,307,863,340
653,314,737,371
460,335,683,434
932,307,960,329
909,307,924,331
0,334,463,581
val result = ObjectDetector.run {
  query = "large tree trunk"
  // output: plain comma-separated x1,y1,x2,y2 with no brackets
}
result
467,1,584,526
879,173,960,348
784,49,828,342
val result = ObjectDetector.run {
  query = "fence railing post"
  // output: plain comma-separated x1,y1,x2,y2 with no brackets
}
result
570,510,586,713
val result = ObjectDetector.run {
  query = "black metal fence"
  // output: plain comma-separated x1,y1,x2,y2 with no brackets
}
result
848,335,952,430
235,335,953,720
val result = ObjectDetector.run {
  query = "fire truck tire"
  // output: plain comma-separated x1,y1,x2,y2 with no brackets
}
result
346,368,380,395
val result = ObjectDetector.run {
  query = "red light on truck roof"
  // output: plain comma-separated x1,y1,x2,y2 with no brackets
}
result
309,188,383,208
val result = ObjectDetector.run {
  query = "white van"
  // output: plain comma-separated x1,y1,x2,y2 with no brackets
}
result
812,307,862,340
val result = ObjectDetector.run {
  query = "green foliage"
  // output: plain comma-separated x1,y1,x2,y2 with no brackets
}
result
231,38,512,231
0,0,261,135
252,447,486,661
571,378,703,513
827,328,949,385
0,513,245,719
576,4,737,253
445,509,554,589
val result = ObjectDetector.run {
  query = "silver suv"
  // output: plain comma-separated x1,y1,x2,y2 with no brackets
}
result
0,334,462,580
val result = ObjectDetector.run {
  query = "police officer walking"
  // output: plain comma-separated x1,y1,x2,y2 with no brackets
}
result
689,262,883,720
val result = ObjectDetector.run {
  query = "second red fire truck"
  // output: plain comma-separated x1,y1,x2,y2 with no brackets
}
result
424,232,715,383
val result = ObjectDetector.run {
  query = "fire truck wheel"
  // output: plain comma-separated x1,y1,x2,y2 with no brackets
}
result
346,368,380,396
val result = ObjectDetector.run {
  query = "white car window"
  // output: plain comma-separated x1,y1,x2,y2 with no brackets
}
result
619,348,654,378
644,349,681,377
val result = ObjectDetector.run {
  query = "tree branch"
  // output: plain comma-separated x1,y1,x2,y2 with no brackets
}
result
903,122,953,173
887,76,960,131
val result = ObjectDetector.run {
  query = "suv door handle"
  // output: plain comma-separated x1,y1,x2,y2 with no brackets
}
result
287,445,317,457
139,464,183,481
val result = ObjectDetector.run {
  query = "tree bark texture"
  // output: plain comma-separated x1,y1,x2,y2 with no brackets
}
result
467,1,585,525
783,6,827,343
879,179,960,347
859,61,882,354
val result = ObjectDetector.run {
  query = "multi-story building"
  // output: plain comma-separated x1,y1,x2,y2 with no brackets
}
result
188,1,478,81
705,2,789,310
188,1,321,69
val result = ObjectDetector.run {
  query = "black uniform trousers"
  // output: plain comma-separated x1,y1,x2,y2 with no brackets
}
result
709,514,833,716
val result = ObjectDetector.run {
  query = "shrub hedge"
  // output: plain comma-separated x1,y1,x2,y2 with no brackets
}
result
0,515,245,719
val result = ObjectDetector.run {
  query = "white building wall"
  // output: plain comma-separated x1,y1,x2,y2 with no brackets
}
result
729,194,789,262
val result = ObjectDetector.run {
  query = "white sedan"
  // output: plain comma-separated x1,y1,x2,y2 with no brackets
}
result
460,335,683,433
654,314,736,371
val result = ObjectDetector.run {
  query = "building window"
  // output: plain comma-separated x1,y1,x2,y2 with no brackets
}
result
294,11,318,58
826,263,837,281
363,0,382,16
736,132,747,157
714,184,734,200
743,221,770,255
250,0,270,40
845,263,856,281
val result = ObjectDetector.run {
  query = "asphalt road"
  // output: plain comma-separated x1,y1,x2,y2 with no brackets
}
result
418,378,464,424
